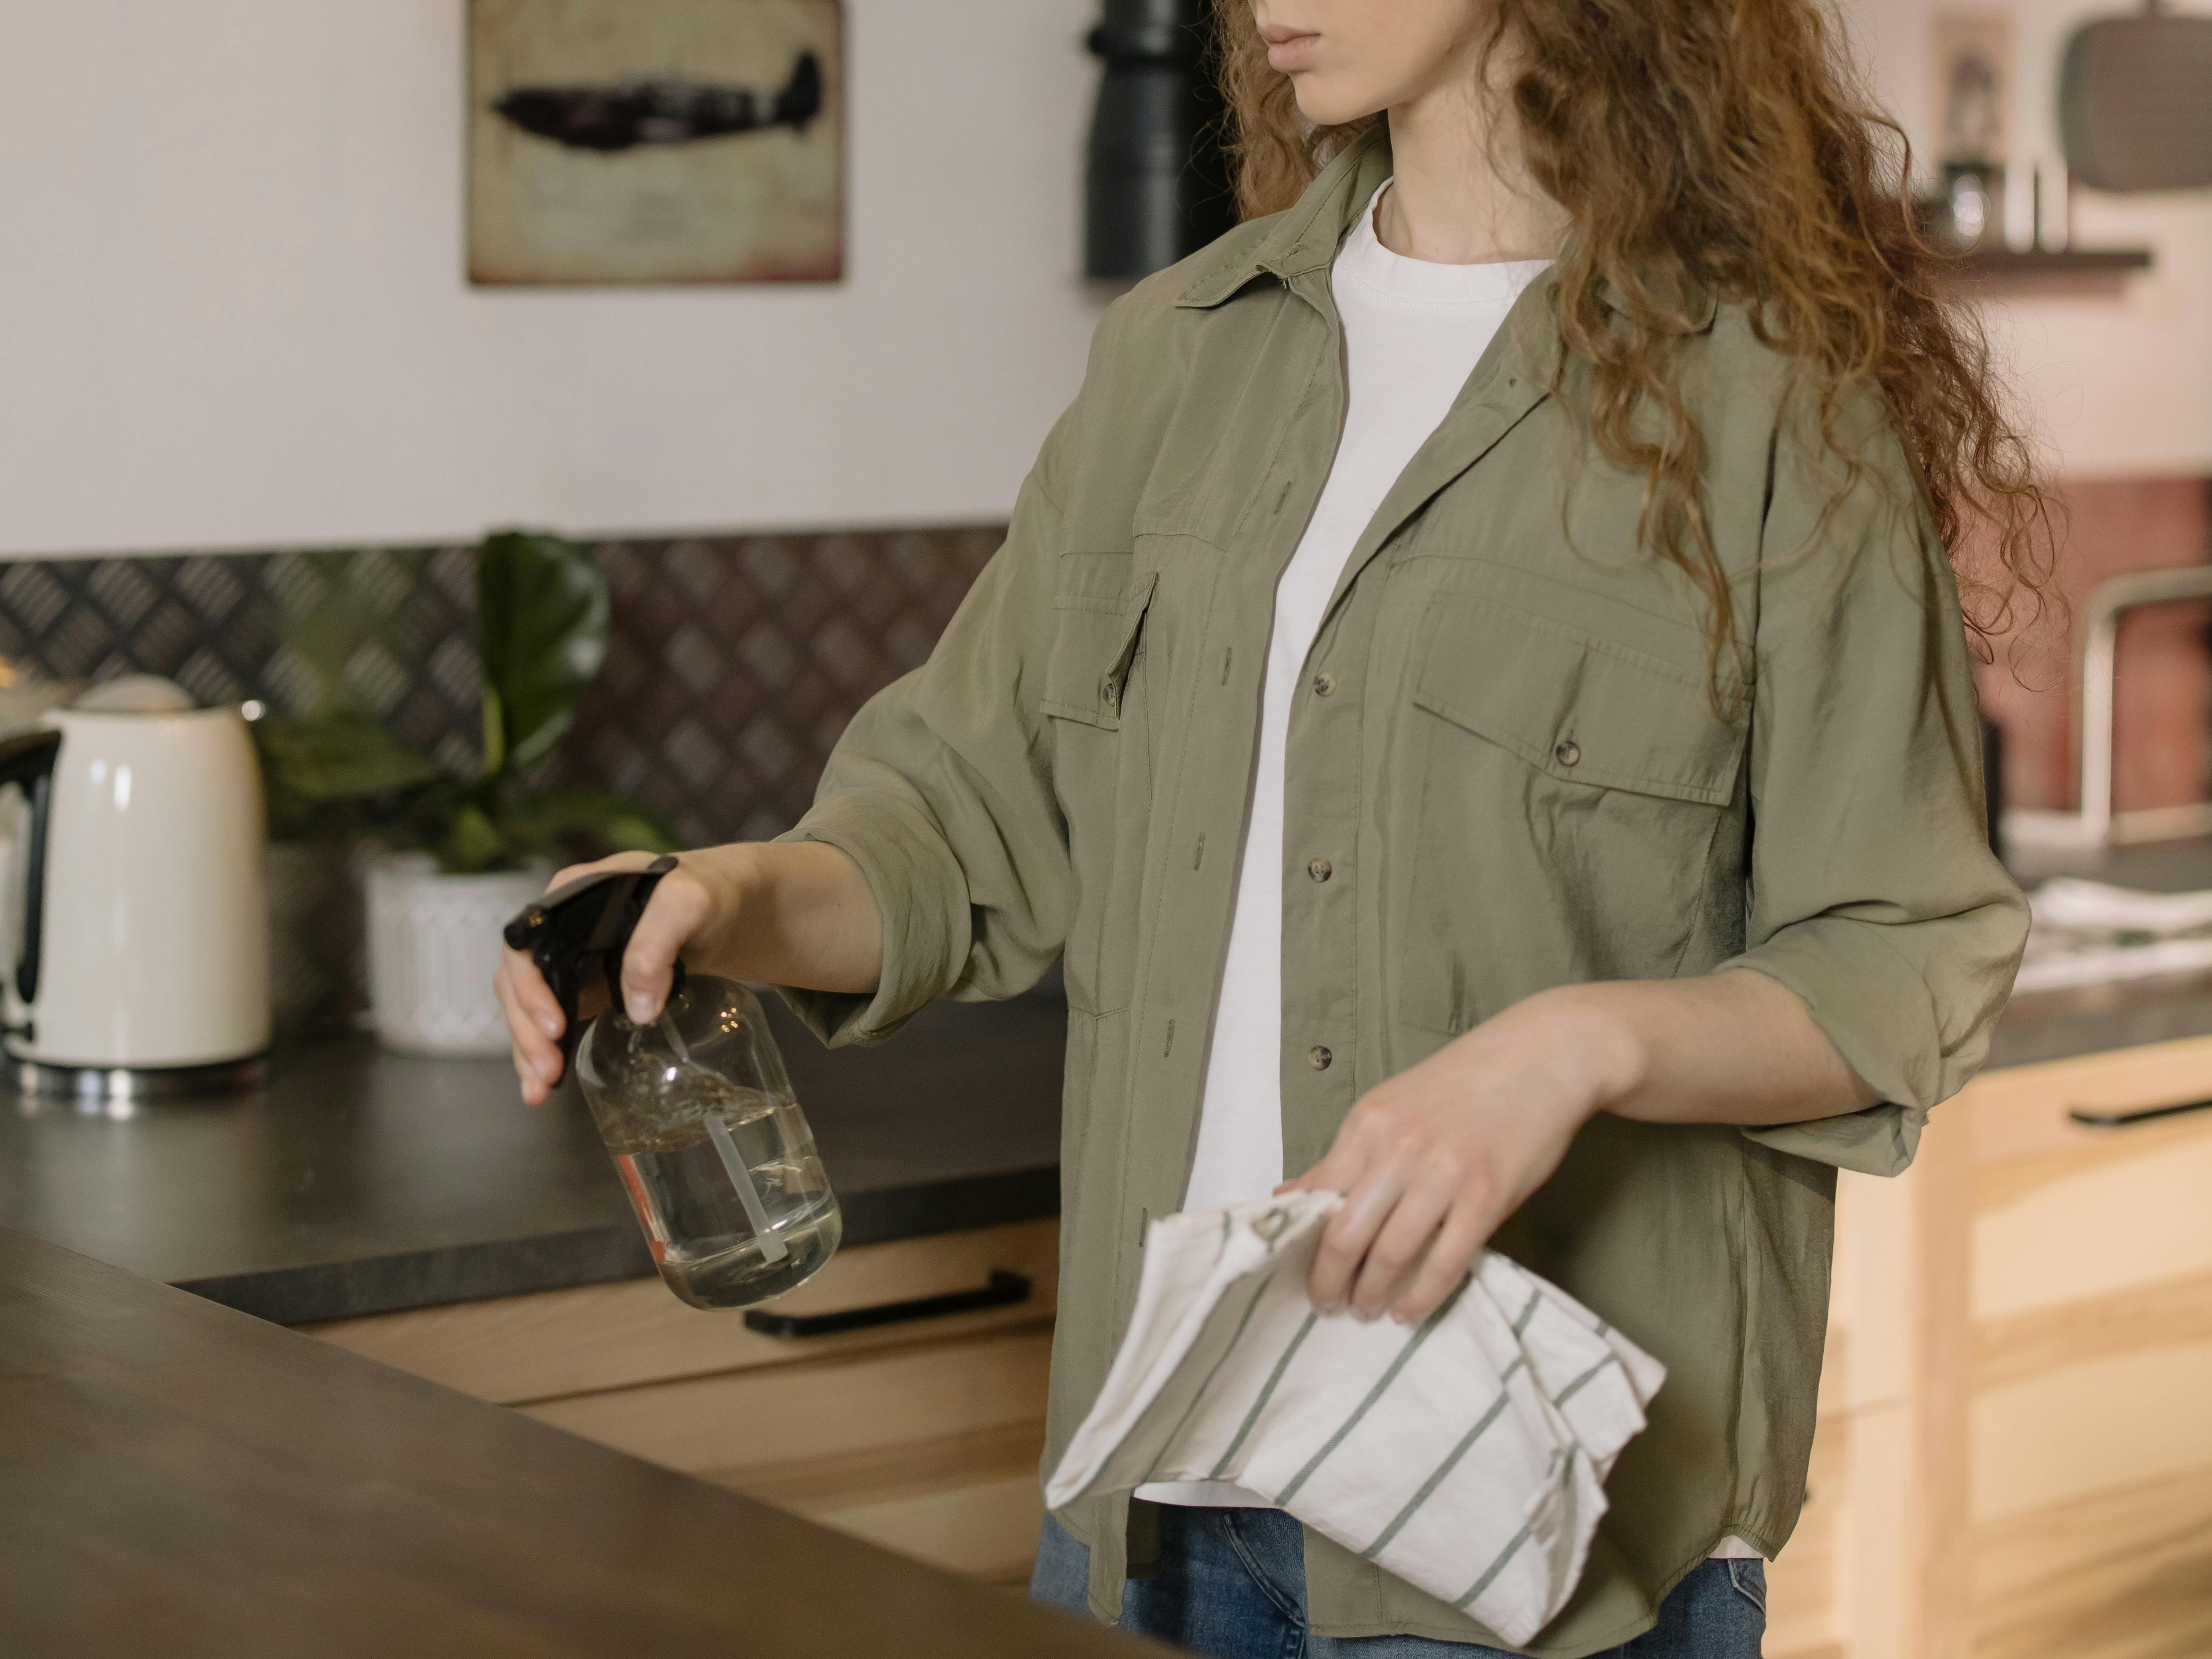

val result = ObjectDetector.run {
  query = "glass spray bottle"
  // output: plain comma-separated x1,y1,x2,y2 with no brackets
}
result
504,857,842,1309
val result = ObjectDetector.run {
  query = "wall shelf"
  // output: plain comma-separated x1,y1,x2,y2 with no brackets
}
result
1944,245,2155,289
1956,246,2153,276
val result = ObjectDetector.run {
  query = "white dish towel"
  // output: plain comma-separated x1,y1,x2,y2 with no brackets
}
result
1045,1192,1665,1648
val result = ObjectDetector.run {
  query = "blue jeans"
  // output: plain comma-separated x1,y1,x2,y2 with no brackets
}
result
1031,1507,1765,1658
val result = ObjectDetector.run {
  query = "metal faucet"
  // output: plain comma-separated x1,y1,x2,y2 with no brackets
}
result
2007,564,2212,849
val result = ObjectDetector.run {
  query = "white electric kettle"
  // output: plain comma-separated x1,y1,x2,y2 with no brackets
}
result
0,675,269,1097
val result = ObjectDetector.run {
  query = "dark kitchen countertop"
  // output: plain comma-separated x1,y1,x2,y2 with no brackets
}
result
1989,832,2212,1067
0,1223,1150,1659
10,854,2212,1331
0,993,1065,1326
1987,968,2212,1068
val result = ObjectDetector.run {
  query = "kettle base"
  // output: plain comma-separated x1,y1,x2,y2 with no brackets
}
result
7,1055,267,1103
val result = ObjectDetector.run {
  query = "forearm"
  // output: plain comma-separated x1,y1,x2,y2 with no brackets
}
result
1284,966,1877,1320
683,840,883,994
1537,968,1877,1129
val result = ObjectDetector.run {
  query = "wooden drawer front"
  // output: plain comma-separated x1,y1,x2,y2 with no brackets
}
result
305,1220,1063,1586
1971,1466,2212,1659
1952,1049,2212,1659
523,1326,1053,1475
1778,1044,2212,1659
304,1218,1059,1404
1970,1338,2212,1523
1974,1131,2212,1322
804,1470,1045,1586
732,1420,1050,1586
525,1327,1055,1585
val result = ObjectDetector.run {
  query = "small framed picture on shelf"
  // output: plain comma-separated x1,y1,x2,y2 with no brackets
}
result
467,0,845,286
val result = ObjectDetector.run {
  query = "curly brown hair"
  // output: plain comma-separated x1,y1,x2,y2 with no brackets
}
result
1212,0,2055,682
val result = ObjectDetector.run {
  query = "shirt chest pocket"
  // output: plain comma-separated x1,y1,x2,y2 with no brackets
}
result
1040,569,1157,731
1398,595,1749,1034
1411,596,1745,806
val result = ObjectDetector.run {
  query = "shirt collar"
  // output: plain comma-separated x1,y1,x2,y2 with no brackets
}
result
1174,125,1394,309
1174,124,1719,344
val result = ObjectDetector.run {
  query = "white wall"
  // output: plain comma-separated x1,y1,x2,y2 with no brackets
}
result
1845,0,2212,479
6,0,2202,561
0,1,1108,559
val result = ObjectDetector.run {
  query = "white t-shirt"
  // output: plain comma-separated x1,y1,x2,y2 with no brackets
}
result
1127,187,1762,1562
1137,185,1547,1508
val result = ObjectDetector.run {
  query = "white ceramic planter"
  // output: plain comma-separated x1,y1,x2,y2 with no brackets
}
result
366,855,548,1057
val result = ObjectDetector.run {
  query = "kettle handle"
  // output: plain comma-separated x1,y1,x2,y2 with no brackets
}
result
0,730,62,1012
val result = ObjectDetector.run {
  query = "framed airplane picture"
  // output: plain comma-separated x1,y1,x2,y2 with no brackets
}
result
467,0,845,285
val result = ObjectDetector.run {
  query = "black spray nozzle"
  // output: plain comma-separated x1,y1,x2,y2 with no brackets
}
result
503,854,687,1065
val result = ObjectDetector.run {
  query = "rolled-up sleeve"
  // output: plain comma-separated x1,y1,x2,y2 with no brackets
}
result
1720,404,2029,1176
772,403,1082,1048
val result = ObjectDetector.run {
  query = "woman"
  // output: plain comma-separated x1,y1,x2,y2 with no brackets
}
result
498,0,2044,1652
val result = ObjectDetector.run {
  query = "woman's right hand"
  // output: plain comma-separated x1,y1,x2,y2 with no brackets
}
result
493,850,733,1105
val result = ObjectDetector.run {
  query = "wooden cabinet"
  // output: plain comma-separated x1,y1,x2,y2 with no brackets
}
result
306,1038,2212,1646
1768,1035,2212,1659
305,1218,1060,1586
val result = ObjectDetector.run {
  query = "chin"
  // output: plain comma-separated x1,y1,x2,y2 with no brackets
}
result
1289,75,1385,129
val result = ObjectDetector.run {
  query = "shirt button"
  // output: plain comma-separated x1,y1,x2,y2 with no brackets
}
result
1308,1045,1332,1070
1554,738,1581,767
1307,858,1332,882
1102,677,1121,709
1312,672,1338,698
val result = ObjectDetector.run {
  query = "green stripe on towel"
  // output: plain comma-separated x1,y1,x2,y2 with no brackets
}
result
1511,1287,1541,1337
1156,1275,1275,1465
1271,1278,1470,1507
1453,1523,1534,1610
1551,1353,1616,1409
1357,1356,1524,1560
1209,1310,1319,1477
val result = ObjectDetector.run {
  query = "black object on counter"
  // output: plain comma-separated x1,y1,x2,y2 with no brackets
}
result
0,728,61,1006
745,1267,1032,1339
2066,1095,2212,1128
1084,0,1236,279
0,1224,1141,1659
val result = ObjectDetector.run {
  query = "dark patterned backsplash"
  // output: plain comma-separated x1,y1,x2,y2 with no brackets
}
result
0,526,1005,847
580,530,1002,844
0,528,1005,1031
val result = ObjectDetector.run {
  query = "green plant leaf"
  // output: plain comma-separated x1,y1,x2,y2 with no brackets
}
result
254,714,446,804
437,803,511,874
477,530,609,780
501,787,681,863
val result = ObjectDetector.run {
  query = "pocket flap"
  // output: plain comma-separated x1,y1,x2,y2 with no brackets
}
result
1042,570,1158,731
1412,598,1745,805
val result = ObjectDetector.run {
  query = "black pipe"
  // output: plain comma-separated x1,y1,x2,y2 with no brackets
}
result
1084,0,1236,279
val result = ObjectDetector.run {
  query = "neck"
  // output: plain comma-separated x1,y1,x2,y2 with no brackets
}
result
1374,37,1569,266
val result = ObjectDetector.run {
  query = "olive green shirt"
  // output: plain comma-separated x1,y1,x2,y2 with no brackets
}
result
778,129,2026,1655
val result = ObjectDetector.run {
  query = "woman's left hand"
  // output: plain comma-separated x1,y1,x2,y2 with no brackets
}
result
1279,989,1634,1325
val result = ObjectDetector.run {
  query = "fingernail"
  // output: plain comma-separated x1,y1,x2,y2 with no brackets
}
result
626,992,653,1023
539,1015,560,1039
